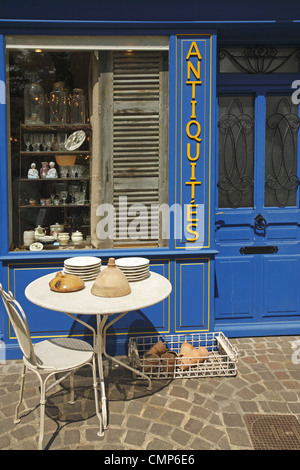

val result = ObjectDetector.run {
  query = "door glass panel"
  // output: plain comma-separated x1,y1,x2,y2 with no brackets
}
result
265,96,300,207
218,96,255,208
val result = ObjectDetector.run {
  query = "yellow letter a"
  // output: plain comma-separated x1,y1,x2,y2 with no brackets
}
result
186,42,202,61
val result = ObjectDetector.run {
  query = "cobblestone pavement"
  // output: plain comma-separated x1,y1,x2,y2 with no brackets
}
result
0,336,299,450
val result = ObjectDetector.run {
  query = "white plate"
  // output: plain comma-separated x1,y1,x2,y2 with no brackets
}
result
118,265,149,272
126,274,150,282
116,257,149,268
75,274,98,280
29,242,43,251
39,235,56,243
62,269,99,281
65,130,86,151
64,256,102,267
63,265,101,272
63,268,100,275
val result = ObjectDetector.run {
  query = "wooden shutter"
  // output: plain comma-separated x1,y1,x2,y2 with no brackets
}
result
99,50,168,248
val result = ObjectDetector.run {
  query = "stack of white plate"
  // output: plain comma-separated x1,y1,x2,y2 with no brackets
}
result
115,257,150,282
63,256,102,281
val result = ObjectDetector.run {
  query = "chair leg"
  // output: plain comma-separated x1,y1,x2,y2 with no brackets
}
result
14,363,27,424
69,370,75,405
38,378,46,451
91,357,103,437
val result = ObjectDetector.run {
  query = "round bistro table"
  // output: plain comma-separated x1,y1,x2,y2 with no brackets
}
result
25,269,172,431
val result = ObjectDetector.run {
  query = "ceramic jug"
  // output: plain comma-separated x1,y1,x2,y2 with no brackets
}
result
34,225,46,240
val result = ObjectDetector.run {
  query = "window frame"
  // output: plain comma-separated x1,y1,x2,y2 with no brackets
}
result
5,36,170,252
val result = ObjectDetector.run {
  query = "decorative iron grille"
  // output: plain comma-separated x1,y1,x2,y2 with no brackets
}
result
219,47,300,74
265,97,300,207
218,97,254,208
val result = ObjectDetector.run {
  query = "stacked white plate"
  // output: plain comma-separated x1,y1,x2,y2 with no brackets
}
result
63,256,102,281
115,257,150,282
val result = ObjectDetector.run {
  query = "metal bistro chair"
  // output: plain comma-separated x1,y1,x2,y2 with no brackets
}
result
0,284,103,450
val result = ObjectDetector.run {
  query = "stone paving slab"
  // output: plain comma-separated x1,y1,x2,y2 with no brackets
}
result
0,335,299,450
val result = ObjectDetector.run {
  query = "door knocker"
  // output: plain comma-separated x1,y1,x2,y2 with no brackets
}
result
254,213,267,231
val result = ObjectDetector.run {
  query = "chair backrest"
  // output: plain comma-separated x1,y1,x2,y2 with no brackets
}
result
0,284,37,366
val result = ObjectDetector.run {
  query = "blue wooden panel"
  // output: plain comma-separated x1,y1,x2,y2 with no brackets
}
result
263,257,300,317
175,258,210,332
215,257,254,319
216,226,252,242
266,226,298,241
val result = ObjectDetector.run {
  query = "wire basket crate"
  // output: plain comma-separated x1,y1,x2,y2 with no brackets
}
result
128,332,238,380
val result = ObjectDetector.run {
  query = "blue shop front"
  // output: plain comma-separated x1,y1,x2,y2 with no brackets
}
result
1,2,300,359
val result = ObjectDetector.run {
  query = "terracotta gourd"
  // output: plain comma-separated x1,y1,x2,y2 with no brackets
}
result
161,351,177,373
143,353,160,374
178,346,209,370
91,257,131,298
179,342,194,356
147,340,168,356
49,271,85,292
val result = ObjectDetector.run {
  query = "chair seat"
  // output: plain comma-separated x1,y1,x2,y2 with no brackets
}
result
25,337,94,371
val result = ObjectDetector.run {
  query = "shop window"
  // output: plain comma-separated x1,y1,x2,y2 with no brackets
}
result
6,39,169,251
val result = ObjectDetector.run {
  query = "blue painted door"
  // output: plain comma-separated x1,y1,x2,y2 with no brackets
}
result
215,81,300,335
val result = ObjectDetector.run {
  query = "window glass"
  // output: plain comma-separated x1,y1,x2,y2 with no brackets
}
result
218,96,255,208
7,44,168,251
265,96,300,207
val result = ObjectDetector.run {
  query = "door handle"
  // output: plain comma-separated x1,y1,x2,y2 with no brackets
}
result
254,213,267,231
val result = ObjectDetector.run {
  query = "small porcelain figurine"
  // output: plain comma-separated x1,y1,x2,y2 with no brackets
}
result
27,162,39,179
46,161,58,178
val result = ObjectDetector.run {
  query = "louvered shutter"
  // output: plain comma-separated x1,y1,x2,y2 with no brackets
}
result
99,50,168,248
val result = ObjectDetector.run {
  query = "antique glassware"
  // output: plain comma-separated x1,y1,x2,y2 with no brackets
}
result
42,134,47,151
44,133,54,151
69,166,77,178
24,133,32,151
70,88,86,124
76,189,86,205
33,133,43,152
60,190,68,204
24,80,46,125
49,82,68,123
59,166,69,178
57,133,67,150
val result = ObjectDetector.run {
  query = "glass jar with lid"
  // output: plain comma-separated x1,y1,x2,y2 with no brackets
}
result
24,80,46,125
49,82,68,123
70,88,86,124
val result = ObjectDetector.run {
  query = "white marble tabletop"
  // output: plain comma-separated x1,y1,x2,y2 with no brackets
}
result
25,270,172,316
